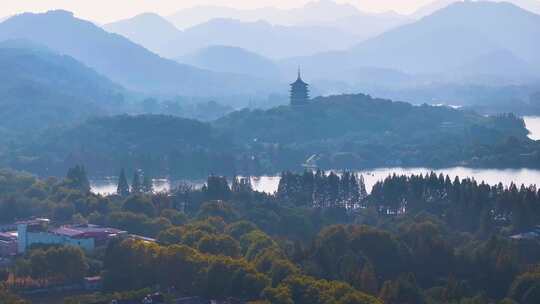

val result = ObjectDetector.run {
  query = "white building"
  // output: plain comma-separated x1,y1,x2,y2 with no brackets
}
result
17,219,126,254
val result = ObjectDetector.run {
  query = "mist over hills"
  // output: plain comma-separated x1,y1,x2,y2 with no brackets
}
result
0,40,124,98
168,0,360,28
176,19,362,59
105,1,540,86
412,0,540,18
449,49,537,82
106,15,363,59
0,1,539,117
0,10,275,97
412,0,459,18
166,0,410,37
177,46,280,80
103,0,411,59
100,0,540,110
284,1,540,90
103,13,179,55
0,40,126,138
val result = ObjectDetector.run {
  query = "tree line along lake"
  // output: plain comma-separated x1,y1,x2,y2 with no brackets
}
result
91,116,540,195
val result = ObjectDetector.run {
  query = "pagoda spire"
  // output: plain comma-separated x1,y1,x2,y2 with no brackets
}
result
290,68,310,106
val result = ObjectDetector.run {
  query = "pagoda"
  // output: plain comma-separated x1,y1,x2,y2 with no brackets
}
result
290,68,310,106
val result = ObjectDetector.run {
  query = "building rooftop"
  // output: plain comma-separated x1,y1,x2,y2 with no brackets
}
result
15,218,50,225
290,69,308,86
0,232,17,242
51,225,127,239
84,276,103,282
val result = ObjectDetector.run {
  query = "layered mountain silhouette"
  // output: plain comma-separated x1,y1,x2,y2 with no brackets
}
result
412,0,540,18
411,0,461,19
0,40,124,135
177,46,280,80
106,16,362,59
0,10,274,96
166,0,410,35
284,1,540,84
103,13,179,55
104,0,411,59
1,1,539,111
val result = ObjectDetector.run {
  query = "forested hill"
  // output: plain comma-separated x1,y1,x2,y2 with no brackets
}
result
215,94,528,143
13,115,234,177
8,94,539,177
0,42,126,141
214,94,534,170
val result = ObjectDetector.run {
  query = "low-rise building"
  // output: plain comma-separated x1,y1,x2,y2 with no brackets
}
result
510,225,540,240
0,231,17,257
84,276,103,291
17,219,127,254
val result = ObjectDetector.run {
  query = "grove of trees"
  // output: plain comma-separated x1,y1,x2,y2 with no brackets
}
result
1,167,540,304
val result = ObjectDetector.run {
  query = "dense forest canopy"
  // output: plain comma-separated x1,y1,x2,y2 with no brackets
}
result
1,167,540,304
11,115,235,178
7,93,538,177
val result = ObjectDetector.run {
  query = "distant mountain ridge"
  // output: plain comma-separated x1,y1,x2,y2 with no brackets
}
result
0,41,125,137
105,14,365,59
170,18,360,59
0,39,124,98
103,12,179,55
104,0,410,59
166,0,409,32
284,1,540,85
0,10,274,97
412,0,540,18
177,46,280,80
411,0,461,19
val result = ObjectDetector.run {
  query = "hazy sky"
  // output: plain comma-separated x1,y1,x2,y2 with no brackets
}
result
0,0,437,23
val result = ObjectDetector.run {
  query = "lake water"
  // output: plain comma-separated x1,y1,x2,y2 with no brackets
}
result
91,178,173,195
91,117,540,195
525,116,540,140
91,167,540,195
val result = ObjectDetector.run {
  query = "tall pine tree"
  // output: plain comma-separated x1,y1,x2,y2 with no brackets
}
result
117,168,130,197
131,170,142,194
66,165,90,193
142,174,153,194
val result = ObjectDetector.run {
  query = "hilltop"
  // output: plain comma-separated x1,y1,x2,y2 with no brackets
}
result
10,94,538,177
0,10,273,97
0,41,126,141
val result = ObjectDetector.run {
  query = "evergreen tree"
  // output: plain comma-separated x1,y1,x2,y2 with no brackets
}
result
231,175,240,193
66,165,91,193
327,172,340,208
358,174,368,199
117,168,130,197
142,174,153,194
131,170,142,194
231,176,252,194
204,175,231,200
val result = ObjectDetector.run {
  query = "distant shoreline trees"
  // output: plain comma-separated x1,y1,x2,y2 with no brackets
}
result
117,168,154,196
277,170,367,209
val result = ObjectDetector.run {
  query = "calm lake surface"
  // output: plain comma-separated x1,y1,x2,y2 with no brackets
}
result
91,117,540,195
525,116,540,140
91,167,540,195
